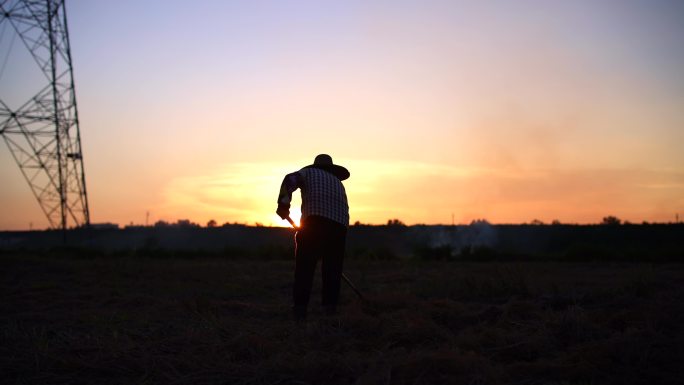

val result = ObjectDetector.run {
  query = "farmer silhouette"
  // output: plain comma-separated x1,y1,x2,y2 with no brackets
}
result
276,154,350,321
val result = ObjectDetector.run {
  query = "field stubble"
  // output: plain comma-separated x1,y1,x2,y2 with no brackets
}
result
1,254,683,384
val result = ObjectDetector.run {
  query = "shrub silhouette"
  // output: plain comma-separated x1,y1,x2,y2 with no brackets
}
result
601,216,621,225
387,218,406,227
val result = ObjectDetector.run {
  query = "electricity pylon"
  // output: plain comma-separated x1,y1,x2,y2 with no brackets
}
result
0,0,90,230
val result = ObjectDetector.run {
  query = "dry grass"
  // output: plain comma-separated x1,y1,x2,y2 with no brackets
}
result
1,254,683,384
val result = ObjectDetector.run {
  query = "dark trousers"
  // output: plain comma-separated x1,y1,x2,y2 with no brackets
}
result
293,215,347,318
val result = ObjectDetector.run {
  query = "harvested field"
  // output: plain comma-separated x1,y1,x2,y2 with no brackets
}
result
2,254,683,384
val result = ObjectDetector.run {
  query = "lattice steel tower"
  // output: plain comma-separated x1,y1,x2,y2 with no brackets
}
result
1,0,89,229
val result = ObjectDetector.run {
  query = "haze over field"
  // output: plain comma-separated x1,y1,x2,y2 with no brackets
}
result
1,0,683,230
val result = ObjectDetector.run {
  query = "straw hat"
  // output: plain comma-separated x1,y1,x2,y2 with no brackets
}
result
304,154,350,181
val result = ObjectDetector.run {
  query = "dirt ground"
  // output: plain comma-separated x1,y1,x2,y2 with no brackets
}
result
2,254,683,384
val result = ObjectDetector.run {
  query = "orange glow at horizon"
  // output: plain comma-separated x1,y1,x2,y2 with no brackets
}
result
101,159,683,228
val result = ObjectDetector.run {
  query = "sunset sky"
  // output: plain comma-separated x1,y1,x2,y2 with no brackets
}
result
1,0,683,230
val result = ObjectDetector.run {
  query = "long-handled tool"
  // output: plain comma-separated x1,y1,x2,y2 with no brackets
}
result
285,217,364,300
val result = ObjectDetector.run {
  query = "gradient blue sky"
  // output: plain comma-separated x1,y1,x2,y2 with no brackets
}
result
1,0,683,229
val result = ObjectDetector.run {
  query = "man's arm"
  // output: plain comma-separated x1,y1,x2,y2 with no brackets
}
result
276,172,302,219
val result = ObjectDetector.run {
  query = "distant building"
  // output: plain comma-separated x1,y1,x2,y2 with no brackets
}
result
90,223,119,230
124,224,147,230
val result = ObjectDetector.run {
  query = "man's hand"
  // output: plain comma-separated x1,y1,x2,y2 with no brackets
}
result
276,205,290,220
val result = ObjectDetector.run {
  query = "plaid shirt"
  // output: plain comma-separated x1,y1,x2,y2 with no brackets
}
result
278,167,349,226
